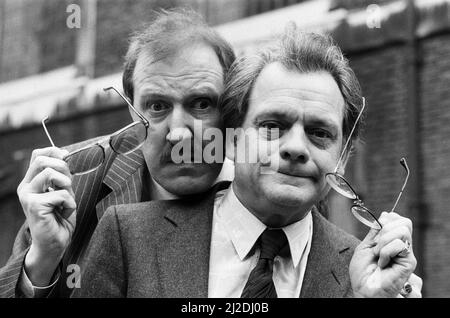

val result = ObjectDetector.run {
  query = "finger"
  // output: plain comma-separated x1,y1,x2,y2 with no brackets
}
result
378,211,408,226
378,238,411,268
23,155,71,184
406,274,423,298
38,190,77,220
406,287,422,298
30,147,69,163
46,190,76,220
378,215,413,237
374,225,412,256
360,227,380,248
28,168,73,194
409,273,423,290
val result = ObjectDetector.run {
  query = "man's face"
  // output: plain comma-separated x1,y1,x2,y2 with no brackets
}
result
131,43,224,196
231,63,346,227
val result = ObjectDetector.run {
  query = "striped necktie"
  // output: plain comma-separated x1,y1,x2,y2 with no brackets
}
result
241,228,288,298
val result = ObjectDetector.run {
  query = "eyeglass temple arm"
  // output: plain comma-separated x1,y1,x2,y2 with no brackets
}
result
103,87,149,125
390,157,410,212
334,97,366,173
42,116,56,147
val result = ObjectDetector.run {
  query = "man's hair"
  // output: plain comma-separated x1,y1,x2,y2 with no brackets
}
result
122,7,236,103
219,24,364,152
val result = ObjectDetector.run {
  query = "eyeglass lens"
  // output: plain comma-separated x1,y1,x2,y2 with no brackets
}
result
326,172,382,229
325,173,358,200
65,145,105,176
109,122,147,155
351,205,382,230
64,122,147,175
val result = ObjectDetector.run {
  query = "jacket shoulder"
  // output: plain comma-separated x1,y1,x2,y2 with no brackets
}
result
104,201,179,237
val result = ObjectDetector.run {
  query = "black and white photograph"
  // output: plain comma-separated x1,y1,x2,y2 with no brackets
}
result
0,0,449,305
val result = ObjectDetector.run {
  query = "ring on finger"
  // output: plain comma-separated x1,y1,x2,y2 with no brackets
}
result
397,240,411,257
400,282,412,297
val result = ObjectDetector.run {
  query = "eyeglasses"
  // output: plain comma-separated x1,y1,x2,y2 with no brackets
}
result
42,87,149,176
325,98,410,230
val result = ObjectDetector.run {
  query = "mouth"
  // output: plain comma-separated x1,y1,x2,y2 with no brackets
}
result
162,147,206,164
161,152,195,164
276,169,316,181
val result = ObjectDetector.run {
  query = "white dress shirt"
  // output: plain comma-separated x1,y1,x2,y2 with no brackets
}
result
208,185,313,298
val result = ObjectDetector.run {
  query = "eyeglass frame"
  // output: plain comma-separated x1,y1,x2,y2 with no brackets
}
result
327,171,384,229
41,86,150,175
325,97,411,230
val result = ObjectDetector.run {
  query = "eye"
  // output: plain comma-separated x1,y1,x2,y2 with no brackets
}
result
258,121,284,140
260,121,282,130
307,128,334,146
146,101,170,113
191,98,213,110
313,129,331,138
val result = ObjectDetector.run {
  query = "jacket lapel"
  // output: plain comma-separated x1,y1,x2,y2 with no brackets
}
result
300,209,352,298
156,182,231,298
95,149,145,219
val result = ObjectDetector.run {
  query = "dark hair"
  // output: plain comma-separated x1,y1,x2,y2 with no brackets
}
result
122,7,236,103
219,24,364,152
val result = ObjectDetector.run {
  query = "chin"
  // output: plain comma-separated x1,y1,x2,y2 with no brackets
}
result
261,182,317,209
167,177,215,195
154,164,222,196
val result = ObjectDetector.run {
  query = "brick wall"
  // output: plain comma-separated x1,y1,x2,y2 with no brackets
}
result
330,33,450,297
418,33,450,297
0,0,78,82
0,0,309,82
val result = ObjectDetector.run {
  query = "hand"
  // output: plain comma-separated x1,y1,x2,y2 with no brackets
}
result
17,147,77,286
398,273,422,298
349,212,419,298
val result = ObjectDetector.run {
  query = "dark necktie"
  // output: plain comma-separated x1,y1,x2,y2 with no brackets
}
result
241,228,288,298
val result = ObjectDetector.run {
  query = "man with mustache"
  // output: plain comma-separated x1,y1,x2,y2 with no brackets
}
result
0,8,235,298
73,27,422,298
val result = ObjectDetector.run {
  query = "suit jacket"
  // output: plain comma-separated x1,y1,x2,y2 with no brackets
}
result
73,182,360,298
0,131,147,298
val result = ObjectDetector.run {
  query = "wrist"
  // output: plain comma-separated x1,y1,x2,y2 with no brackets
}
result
24,244,64,287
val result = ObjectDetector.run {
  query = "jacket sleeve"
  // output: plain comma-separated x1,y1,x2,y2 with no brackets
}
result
0,222,32,298
71,206,126,298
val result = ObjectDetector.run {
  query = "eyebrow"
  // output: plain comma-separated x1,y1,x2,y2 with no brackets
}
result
139,87,220,104
254,109,340,130
306,117,340,131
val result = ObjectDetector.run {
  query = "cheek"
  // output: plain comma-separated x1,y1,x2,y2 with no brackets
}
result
234,161,259,186
142,129,167,155
200,111,223,130
311,148,341,180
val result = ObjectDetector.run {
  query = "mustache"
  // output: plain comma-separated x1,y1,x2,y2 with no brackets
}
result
159,140,210,164
159,145,175,164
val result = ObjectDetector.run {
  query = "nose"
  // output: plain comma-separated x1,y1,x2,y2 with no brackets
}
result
279,125,310,163
166,105,193,145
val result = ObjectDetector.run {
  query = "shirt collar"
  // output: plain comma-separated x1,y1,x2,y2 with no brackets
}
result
283,212,312,268
217,185,312,268
216,186,265,261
